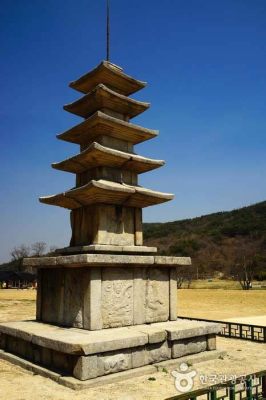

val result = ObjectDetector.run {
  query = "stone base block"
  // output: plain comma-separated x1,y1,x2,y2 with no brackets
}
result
55,244,158,255
24,254,191,330
0,319,221,381
35,264,183,330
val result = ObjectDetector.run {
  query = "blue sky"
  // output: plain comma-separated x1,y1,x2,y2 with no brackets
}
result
0,0,265,262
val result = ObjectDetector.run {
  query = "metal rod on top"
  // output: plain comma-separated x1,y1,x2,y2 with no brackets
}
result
106,0,110,61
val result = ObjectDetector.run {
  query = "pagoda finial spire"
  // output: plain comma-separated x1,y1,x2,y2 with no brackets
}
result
106,0,110,61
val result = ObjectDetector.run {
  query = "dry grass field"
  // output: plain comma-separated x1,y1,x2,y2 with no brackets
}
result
186,279,266,290
0,287,265,399
0,289,36,322
178,288,266,320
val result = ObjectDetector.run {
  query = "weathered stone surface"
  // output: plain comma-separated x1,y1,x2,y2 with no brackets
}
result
63,84,150,120
102,268,134,328
0,319,221,382
23,254,191,268
0,321,150,355
33,345,41,364
69,61,147,96
53,142,164,175
33,264,196,329
41,268,65,325
169,268,177,321
0,320,220,357
131,348,146,368
41,347,52,367
63,269,83,328
158,319,222,341
0,345,225,389
145,268,169,323
84,268,102,330
56,244,157,254
73,355,98,380
56,254,155,267
98,350,132,376
0,320,220,355
133,268,146,325
57,110,158,146
207,334,217,351
97,134,134,153
39,178,174,210
0,323,33,342
23,257,57,267
172,336,207,358
145,341,171,364
6,336,20,355
94,205,136,246
128,325,166,344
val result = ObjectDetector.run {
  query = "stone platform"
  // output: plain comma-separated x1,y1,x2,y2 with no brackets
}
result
16,255,223,385
0,319,222,382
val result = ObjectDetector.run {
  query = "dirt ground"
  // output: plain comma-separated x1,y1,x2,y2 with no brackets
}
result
0,288,265,399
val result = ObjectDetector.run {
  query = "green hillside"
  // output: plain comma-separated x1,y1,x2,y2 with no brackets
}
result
144,201,266,278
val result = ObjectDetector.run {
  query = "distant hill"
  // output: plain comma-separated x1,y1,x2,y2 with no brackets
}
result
144,201,266,279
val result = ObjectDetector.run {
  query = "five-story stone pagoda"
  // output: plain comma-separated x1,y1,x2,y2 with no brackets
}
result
0,61,221,387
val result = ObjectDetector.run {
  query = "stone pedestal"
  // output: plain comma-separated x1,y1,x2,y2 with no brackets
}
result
32,254,188,330
0,319,221,382
0,253,223,384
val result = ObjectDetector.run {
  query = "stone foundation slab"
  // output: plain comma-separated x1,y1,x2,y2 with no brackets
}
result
0,319,222,381
0,347,226,390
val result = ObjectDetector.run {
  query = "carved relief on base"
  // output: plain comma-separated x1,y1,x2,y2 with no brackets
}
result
102,268,133,328
98,351,132,375
145,268,170,323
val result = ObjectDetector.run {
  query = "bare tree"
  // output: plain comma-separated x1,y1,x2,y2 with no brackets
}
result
176,265,195,289
10,244,31,261
176,273,185,289
31,242,47,257
234,255,254,290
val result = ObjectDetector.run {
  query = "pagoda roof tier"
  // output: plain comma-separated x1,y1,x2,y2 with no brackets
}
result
63,84,150,119
57,111,158,145
39,180,174,210
69,61,146,96
52,142,165,174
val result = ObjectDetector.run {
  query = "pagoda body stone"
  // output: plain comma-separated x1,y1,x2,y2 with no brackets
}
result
0,60,222,385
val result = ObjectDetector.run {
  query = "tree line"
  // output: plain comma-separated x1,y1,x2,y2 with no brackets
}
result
10,242,57,261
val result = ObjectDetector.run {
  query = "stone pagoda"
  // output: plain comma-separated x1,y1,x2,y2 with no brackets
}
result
0,61,221,387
